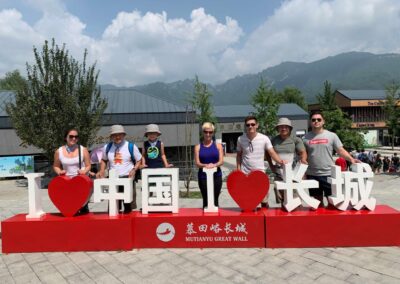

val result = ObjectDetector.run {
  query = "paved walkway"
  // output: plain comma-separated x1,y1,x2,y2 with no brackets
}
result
1,159,400,283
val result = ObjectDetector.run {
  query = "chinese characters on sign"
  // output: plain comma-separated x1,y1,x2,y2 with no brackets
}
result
141,168,179,214
93,169,133,216
276,162,376,212
24,162,377,217
328,163,376,211
185,221,249,242
275,163,320,212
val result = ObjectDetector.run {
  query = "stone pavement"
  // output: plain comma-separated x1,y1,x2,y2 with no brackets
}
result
1,159,400,283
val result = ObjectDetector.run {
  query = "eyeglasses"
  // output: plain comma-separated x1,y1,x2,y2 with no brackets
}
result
203,131,213,134
246,123,256,127
68,135,79,139
311,118,322,122
249,141,254,153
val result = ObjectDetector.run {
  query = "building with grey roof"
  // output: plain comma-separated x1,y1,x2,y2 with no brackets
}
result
0,89,198,158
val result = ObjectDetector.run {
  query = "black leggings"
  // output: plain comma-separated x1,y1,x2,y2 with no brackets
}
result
198,175,223,208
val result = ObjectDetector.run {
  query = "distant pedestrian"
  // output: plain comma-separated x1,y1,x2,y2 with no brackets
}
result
373,154,382,174
383,156,390,173
392,153,400,172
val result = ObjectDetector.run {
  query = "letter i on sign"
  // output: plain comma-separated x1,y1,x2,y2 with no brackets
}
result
203,168,218,213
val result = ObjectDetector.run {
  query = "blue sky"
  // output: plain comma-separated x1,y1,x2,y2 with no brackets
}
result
0,0,399,86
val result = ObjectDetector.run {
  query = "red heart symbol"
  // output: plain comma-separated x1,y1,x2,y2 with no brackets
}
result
227,170,270,212
48,175,93,217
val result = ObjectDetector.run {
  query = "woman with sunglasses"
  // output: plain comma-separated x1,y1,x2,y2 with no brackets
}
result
53,128,91,213
194,122,224,209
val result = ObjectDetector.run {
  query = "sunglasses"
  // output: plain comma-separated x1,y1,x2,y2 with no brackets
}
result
246,123,256,127
68,135,79,139
311,118,322,122
203,131,213,134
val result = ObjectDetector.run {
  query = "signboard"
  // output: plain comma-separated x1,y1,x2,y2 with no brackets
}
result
0,155,34,177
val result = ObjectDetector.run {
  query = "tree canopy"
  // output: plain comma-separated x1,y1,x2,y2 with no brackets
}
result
188,75,217,137
278,86,307,111
6,39,107,160
251,78,279,137
382,82,400,149
0,70,28,92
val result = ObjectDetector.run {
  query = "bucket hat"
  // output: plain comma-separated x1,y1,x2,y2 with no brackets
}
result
109,125,126,136
145,124,161,136
275,117,293,130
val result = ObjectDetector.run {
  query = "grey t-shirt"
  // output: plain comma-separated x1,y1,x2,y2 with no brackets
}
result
271,135,305,177
303,130,343,176
271,135,305,165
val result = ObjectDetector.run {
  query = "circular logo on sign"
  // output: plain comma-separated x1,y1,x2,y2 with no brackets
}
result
156,223,175,242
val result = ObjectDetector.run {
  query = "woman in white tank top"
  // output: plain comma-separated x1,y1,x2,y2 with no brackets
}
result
53,128,91,176
53,128,92,214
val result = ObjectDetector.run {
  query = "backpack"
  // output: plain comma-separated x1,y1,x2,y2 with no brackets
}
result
105,141,136,164
359,153,369,163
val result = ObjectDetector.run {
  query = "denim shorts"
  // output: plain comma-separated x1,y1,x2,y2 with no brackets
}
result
307,175,331,197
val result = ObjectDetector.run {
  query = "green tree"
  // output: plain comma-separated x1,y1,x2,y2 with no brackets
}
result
0,70,28,92
382,83,400,149
251,78,279,136
317,80,337,111
6,39,107,160
279,86,307,111
322,108,365,150
316,80,365,150
189,75,217,136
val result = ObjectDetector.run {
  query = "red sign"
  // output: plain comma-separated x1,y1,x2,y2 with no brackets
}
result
132,208,265,248
227,171,269,212
264,205,400,248
48,175,93,217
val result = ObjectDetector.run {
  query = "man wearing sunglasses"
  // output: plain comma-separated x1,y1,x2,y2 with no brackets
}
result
97,125,142,213
303,111,358,206
236,115,285,208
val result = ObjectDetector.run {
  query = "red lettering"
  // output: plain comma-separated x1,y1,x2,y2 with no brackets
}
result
309,139,328,145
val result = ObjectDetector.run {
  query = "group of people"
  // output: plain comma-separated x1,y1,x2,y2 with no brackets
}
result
235,111,357,208
353,149,400,174
53,110,358,215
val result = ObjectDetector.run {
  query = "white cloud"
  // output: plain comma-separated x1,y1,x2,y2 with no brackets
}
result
219,0,400,76
98,8,243,85
1,0,400,85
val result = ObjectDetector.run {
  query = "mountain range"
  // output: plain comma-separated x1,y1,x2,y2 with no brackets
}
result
103,51,400,105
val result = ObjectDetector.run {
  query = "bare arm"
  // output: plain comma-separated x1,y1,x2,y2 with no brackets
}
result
129,160,142,178
141,143,147,168
78,147,91,175
161,142,173,167
265,151,276,173
53,149,66,175
96,159,107,178
194,144,202,168
267,147,285,165
337,147,358,164
236,150,242,171
298,149,308,164
216,143,224,167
